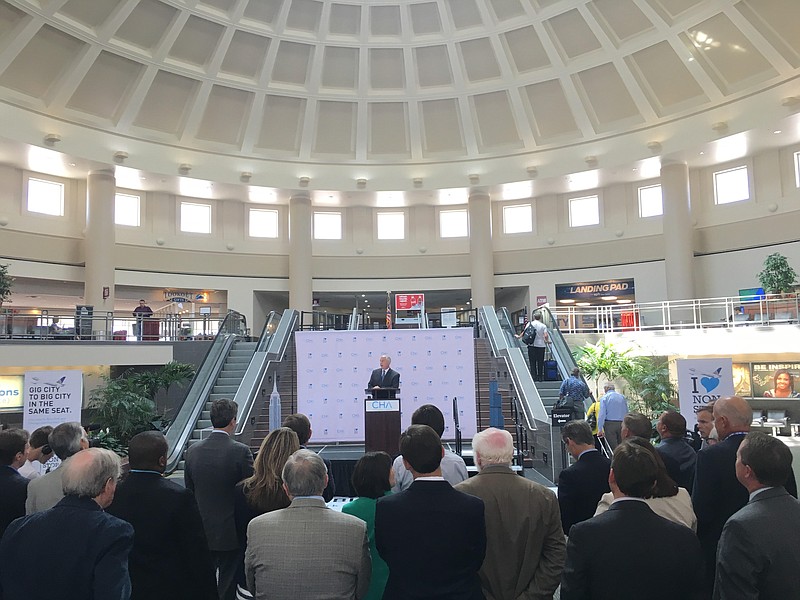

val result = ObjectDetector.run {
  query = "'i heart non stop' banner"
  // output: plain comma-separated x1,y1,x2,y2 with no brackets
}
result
677,358,734,429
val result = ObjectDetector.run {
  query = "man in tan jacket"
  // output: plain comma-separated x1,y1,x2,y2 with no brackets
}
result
457,428,565,600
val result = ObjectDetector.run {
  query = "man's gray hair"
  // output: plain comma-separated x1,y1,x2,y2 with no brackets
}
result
472,428,514,466
604,383,615,391
62,448,121,498
49,422,87,460
380,354,392,364
282,449,328,497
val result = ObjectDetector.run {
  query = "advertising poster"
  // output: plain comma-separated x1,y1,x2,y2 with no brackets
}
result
732,363,753,397
751,363,800,398
676,358,734,428
0,375,24,412
22,370,84,432
295,329,476,443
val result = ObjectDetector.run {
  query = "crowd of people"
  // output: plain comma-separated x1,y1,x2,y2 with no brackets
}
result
1,394,799,599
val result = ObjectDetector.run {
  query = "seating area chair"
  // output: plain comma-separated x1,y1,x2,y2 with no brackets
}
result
751,410,765,428
762,410,789,436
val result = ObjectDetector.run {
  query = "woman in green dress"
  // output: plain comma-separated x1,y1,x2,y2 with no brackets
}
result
342,451,394,600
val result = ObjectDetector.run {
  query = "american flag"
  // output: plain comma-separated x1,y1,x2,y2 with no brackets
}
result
386,292,392,329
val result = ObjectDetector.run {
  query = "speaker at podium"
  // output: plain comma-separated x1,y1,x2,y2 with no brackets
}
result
365,387,401,456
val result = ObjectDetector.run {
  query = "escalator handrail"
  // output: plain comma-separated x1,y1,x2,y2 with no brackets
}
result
234,309,299,436
164,310,246,472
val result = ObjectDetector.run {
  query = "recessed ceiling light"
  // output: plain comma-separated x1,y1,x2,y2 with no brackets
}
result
699,151,705,155
773,130,782,134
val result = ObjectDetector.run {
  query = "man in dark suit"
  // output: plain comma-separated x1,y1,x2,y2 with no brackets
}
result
715,431,800,599
376,424,486,600
108,431,217,600
558,420,611,535
693,396,797,593
0,448,134,600
655,410,696,492
0,428,29,538
367,354,400,397
282,413,336,501
185,398,254,600
561,440,704,600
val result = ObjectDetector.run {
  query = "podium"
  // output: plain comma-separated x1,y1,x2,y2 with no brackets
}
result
364,388,401,456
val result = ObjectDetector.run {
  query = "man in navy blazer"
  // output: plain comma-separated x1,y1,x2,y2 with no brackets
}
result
714,431,800,599
108,431,217,600
561,440,704,600
0,448,134,600
693,396,798,592
185,399,254,600
376,424,486,600
0,429,30,538
558,420,611,535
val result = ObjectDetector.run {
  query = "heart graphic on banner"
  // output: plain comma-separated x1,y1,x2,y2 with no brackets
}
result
701,377,720,393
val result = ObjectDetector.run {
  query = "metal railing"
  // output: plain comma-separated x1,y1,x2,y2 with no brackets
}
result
0,310,235,341
547,293,799,334
164,310,247,473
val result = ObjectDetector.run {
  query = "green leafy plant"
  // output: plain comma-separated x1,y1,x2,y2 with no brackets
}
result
575,340,637,397
758,252,797,294
624,356,677,419
0,264,13,306
89,361,195,451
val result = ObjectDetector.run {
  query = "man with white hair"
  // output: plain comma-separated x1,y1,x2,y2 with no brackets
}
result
245,449,371,600
693,396,797,593
0,447,134,600
456,427,565,600
597,383,628,450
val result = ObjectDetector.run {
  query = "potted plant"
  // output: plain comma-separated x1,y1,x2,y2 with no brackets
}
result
757,253,797,295
0,263,13,307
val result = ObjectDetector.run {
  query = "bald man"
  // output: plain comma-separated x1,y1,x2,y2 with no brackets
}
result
692,396,797,592
456,428,565,599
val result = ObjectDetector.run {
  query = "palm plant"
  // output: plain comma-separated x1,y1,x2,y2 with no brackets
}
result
575,340,636,397
624,356,677,419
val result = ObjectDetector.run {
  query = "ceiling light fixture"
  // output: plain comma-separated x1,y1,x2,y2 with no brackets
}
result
299,176,310,187
113,151,128,164
178,163,192,175
43,133,61,146
526,166,538,178
468,174,480,185
240,171,252,183
356,178,367,189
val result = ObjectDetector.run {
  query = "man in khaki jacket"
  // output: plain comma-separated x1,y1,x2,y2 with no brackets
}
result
457,428,565,600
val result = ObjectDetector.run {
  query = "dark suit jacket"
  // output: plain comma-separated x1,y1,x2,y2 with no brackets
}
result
0,495,134,600
693,432,798,584
561,500,704,600
376,480,486,600
368,367,400,390
184,430,254,551
107,471,217,600
0,465,29,539
558,449,611,535
656,437,697,492
715,487,800,599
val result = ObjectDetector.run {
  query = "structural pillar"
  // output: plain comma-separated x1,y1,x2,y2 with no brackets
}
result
661,160,695,300
289,192,313,313
84,169,116,313
468,190,494,308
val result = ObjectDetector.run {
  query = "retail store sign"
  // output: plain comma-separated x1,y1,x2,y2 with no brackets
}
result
0,375,24,412
395,294,425,311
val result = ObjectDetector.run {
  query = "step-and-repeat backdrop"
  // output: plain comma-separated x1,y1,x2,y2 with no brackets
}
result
296,329,476,443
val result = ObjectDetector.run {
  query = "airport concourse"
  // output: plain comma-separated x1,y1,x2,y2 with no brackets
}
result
1,0,800,598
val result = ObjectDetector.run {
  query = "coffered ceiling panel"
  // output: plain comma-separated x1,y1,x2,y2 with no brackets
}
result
0,0,796,193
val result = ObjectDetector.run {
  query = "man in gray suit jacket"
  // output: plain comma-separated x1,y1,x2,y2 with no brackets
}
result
26,421,88,514
185,399,254,600
714,431,800,599
245,449,370,600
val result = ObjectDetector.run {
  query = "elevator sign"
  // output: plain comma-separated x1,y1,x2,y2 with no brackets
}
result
395,294,424,311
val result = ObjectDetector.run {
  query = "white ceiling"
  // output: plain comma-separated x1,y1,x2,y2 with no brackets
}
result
0,0,798,204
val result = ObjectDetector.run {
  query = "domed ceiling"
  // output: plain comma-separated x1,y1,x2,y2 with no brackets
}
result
0,0,798,194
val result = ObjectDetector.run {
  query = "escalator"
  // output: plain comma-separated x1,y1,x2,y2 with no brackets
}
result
164,309,298,474
479,305,582,484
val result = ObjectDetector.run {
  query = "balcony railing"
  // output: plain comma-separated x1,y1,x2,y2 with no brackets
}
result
547,293,799,334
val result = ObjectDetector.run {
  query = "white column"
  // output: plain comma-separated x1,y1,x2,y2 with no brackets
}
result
84,169,116,313
661,161,695,300
289,192,313,312
468,191,494,308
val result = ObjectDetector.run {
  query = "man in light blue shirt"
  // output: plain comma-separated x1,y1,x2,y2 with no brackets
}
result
597,383,628,450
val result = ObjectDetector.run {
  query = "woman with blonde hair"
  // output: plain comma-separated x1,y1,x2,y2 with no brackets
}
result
233,427,300,599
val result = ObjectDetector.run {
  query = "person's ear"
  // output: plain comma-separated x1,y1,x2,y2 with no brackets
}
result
402,457,412,472
158,454,167,468
608,467,617,488
441,446,445,458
